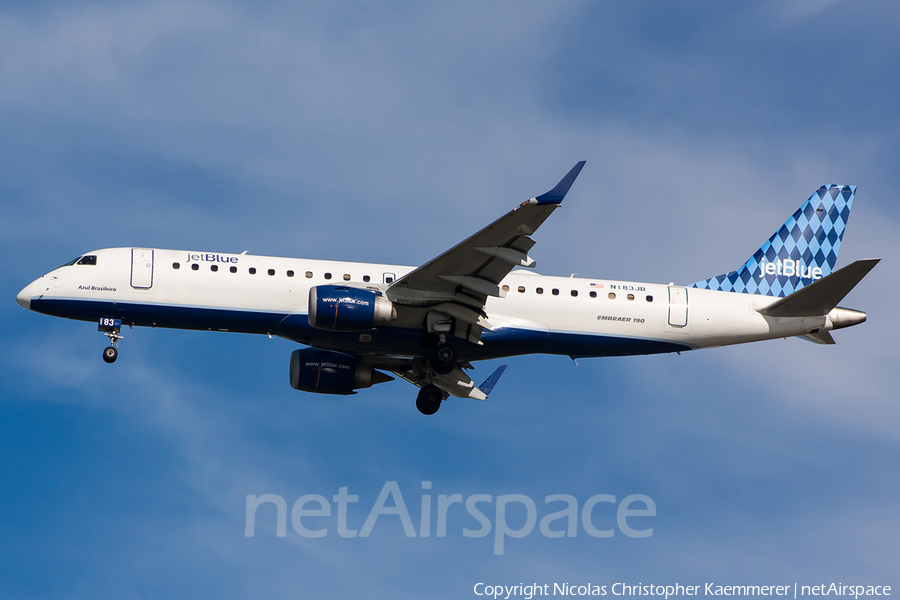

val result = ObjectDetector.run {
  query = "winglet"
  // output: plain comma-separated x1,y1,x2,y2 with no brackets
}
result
479,364,508,397
532,161,586,205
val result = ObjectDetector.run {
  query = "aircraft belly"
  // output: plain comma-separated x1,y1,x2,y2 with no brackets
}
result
277,308,690,360
30,297,285,334
476,328,690,359
277,315,429,357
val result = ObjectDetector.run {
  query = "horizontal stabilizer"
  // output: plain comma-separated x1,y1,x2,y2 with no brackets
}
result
797,331,836,345
758,258,880,317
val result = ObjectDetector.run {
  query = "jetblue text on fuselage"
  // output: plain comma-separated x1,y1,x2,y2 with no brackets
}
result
758,258,822,280
185,253,239,264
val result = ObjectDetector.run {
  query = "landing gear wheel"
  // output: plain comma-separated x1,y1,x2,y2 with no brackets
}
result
431,346,456,375
416,384,443,415
103,346,118,364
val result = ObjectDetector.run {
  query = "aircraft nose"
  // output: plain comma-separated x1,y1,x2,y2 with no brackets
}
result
16,283,32,310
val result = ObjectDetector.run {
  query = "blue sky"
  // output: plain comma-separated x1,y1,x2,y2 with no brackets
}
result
2,1,898,598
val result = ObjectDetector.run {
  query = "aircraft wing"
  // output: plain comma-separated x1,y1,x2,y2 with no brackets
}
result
390,363,509,400
386,161,585,342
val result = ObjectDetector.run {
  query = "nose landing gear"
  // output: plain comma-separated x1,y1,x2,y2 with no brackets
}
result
98,317,123,364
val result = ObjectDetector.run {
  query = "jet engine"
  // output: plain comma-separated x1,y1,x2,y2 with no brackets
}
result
308,285,396,331
289,348,392,395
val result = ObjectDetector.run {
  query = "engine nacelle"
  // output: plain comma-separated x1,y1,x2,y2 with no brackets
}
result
308,285,395,331
290,348,389,395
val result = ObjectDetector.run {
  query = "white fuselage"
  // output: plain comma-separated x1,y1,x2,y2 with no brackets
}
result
18,247,834,361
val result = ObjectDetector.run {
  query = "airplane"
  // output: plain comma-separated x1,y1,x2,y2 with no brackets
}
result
16,162,879,415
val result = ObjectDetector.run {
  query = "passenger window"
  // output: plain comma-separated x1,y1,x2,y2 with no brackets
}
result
385,276,393,284
268,269,275,276
517,286,525,293
287,270,294,277
249,267,257,274
627,294,634,301
230,266,237,273
589,291,596,298
325,273,332,280
502,285,510,292
192,264,199,271
172,263,180,270
646,295,653,302
363,275,371,282
552,289,559,296
536,287,543,294
211,265,218,272
77,255,97,266
608,292,616,300
571,290,578,297
343,274,351,281
305,271,313,278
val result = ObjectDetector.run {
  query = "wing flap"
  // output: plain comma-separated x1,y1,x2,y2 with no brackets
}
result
388,205,555,298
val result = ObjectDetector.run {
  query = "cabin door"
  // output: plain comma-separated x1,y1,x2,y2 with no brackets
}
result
131,249,154,289
667,286,688,327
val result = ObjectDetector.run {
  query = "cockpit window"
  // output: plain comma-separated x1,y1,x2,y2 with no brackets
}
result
76,255,97,266
60,257,80,267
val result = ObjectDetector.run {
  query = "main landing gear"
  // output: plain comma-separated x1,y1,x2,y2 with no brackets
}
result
431,345,456,375
98,317,123,364
416,384,443,416
414,339,458,415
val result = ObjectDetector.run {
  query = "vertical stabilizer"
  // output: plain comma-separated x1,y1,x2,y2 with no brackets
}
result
691,185,855,297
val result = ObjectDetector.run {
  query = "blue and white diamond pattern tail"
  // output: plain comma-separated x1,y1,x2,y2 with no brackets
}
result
690,185,855,298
